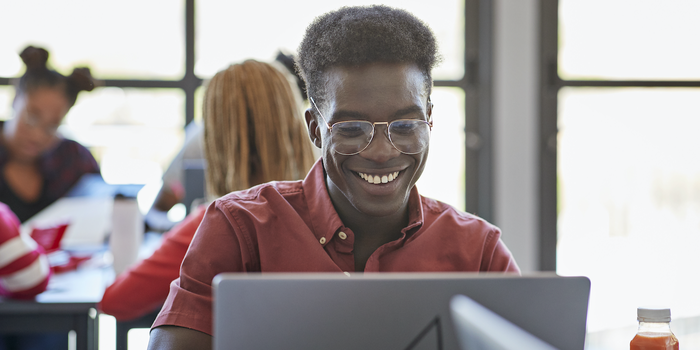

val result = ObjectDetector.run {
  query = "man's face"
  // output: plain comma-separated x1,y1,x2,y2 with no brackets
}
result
306,63,432,218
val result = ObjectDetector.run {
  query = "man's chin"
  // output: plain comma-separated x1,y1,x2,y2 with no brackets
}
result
350,196,407,218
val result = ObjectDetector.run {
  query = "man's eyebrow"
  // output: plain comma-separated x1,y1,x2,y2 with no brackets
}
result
330,105,425,121
391,105,425,119
330,110,369,121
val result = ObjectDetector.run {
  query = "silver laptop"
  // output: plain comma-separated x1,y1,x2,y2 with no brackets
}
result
212,273,590,350
450,294,558,350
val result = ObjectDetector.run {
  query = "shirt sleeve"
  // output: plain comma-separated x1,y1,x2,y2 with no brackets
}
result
49,139,100,175
75,141,100,175
483,228,521,274
0,203,51,298
152,200,247,336
99,206,206,321
42,140,101,202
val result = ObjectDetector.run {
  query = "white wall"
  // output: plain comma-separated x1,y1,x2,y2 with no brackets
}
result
493,0,539,272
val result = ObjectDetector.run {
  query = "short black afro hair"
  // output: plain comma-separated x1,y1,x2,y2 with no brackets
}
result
296,5,440,106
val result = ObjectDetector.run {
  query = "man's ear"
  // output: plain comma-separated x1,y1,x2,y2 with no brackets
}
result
426,97,433,121
305,109,322,148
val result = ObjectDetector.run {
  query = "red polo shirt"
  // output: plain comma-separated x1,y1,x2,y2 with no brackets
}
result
153,160,519,335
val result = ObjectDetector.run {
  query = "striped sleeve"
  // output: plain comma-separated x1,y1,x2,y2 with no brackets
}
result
0,203,51,299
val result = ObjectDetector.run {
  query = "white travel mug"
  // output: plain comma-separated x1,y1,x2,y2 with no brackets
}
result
110,195,143,275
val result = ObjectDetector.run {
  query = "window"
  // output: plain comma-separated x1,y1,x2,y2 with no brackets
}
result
0,86,13,120
541,1,700,348
195,0,464,80
1,0,188,212
1,1,494,348
1,0,489,216
0,0,185,79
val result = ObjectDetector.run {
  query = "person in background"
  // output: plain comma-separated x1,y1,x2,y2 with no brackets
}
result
0,202,50,298
0,46,99,223
98,59,317,322
148,5,519,349
149,120,201,215
148,51,309,222
0,202,58,350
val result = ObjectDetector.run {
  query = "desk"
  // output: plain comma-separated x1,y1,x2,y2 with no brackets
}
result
0,265,111,350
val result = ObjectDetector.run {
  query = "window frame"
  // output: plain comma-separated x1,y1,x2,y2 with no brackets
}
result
538,0,700,270
0,0,493,220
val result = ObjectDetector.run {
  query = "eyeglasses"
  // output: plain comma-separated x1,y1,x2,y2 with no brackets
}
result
21,111,60,136
309,96,433,156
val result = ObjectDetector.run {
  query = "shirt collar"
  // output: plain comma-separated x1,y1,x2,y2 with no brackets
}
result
301,159,344,245
403,185,425,235
302,158,425,242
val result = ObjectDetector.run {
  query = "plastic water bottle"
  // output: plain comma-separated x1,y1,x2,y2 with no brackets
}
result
110,195,143,275
630,308,679,350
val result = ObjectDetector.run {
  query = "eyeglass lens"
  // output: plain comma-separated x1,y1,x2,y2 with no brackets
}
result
331,120,430,155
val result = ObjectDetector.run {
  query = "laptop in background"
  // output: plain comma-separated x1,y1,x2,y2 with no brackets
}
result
212,273,590,350
20,174,144,248
182,159,206,215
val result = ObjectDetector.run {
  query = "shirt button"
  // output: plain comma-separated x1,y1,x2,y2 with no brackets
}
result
338,231,347,240
319,237,327,244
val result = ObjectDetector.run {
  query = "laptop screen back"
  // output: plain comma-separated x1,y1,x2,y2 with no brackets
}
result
450,294,558,350
212,273,590,350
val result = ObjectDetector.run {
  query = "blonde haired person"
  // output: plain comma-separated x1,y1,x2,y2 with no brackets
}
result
99,60,316,321
148,55,311,216
203,59,315,197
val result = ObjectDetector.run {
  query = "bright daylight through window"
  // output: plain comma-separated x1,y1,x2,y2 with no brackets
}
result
1,2,466,348
555,1,700,349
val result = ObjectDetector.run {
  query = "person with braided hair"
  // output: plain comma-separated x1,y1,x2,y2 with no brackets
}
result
98,59,316,322
148,51,309,219
0,46,99,350
0,46,100,223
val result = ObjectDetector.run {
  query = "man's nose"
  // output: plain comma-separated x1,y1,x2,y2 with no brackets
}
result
359,124,400,162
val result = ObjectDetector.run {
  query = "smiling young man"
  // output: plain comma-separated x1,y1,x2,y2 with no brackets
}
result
148,5,519,349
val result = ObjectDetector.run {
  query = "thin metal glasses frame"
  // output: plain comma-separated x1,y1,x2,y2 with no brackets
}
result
309,96,433,156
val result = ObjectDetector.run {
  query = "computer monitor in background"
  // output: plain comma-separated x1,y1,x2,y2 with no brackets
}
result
21,174,144,248
182,159,206,215
450,294,558,350
212,273,590,350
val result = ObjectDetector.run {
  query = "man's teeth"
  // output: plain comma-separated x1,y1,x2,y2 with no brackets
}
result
358,172,400,184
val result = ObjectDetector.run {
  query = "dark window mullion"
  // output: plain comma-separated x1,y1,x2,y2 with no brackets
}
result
183,0,201,127
475,0,494,222
561,80,700,87
101,80,183,88
461,0,488,218
539,0,559,271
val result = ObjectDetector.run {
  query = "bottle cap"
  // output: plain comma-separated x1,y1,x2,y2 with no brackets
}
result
637,308,671,322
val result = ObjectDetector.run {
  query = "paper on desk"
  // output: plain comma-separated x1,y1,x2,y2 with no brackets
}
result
20,196,113,248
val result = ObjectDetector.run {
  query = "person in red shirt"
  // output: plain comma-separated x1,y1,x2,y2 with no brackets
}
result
0,202,50,298
0,202,63,350
98,60,316,322
148,5,520,349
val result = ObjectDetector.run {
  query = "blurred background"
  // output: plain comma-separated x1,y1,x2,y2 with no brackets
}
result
1,0,699,349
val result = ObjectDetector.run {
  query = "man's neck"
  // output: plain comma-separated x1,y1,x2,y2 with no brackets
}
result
328,186,410,271
336,200,409,242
